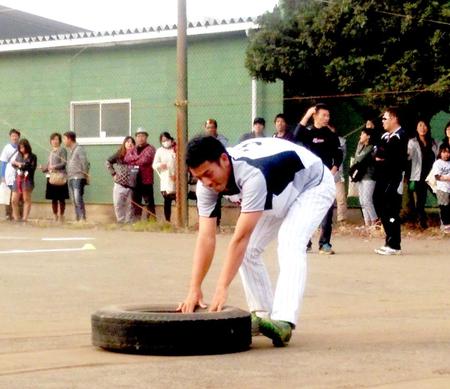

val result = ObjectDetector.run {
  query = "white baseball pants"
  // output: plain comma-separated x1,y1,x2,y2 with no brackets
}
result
238,169,336,325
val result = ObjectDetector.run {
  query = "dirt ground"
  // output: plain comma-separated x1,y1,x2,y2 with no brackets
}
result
0,222,449,389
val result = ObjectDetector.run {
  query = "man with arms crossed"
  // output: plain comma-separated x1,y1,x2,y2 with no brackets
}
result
178,136,335,346
373,107,408,255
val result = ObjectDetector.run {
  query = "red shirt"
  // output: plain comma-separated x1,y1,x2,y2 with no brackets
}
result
124,143,156,185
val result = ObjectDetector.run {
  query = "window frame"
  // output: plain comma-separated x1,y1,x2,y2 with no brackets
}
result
70,98,131,145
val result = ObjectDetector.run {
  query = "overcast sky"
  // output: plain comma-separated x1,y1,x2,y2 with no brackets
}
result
0,0,279,31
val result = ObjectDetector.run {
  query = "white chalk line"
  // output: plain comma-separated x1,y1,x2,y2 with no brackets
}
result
0,245,96,255
0,237,95,241
41,237,95,241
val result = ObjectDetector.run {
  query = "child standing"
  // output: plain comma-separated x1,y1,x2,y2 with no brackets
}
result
432,144,450,233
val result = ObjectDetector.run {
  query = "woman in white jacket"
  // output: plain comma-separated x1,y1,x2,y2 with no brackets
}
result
152,132,176,222
407,120,438,228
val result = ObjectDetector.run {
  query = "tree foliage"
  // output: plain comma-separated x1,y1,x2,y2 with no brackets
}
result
246,0,450,119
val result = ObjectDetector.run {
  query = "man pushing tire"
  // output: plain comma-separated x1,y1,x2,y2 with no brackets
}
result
178,136,335,347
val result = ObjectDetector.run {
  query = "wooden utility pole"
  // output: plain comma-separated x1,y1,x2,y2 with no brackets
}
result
175,0,188,228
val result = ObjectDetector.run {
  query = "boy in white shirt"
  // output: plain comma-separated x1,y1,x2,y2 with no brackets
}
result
432,144,450,233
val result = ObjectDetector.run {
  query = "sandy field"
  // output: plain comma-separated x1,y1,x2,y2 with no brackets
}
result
0,223,449,388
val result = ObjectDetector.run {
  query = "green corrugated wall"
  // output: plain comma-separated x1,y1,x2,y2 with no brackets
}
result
0,33,283,204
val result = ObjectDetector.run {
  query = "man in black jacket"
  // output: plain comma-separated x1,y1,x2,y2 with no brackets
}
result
294,104,343,254
373,107,408,255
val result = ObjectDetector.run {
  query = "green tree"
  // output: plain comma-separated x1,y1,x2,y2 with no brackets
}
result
246,0,450,121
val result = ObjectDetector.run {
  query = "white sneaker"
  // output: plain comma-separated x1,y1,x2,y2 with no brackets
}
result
374,246,389,254
375,246,401,255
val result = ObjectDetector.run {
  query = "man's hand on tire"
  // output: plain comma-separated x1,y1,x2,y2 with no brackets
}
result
177,287,207,313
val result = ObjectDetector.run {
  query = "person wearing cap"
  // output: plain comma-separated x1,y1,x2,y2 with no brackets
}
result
124,128,156,221
239,117,266,143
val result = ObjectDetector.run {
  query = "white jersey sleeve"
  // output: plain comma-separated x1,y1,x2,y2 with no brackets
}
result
196,180,219,217
239,170,267,213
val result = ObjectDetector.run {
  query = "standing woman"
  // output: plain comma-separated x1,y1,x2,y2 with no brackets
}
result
441,120,450,147
351,127,378,227
407,120,438,228
152,132,176,222
41,133,69,222
106,136,136,223
11,139,37,222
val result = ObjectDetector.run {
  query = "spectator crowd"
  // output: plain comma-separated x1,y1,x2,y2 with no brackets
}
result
1,107,449,251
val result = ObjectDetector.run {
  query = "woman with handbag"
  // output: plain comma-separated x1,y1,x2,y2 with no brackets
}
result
11,139,37,222
106,136,136,223
41,133,69,222
350,127,378,227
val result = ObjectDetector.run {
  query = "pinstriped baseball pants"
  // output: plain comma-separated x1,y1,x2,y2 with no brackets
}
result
238,169,336,325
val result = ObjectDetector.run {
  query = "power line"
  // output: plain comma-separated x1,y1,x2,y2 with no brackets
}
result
376,10,450,27
314,0,450,27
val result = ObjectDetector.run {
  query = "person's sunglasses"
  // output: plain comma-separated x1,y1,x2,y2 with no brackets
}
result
381,117,389,121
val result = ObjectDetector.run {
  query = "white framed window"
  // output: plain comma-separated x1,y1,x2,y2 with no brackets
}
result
70,99,131,145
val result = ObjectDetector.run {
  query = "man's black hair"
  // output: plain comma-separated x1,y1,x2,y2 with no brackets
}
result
315,103,329,112
9,128,20,137
385,106,401,124
253,117,265,126
186,135,227,168
274,113,287,123
63,131,77,142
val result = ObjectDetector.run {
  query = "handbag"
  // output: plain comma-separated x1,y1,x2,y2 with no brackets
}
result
0,182,11,205
347,180,359,198
348,160,367,183
114,164,138,188
49,171,67,186
425,168,437,193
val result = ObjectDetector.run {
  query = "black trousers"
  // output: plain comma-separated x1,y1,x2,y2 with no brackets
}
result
373,180,402,250
440,204,450,225
319,204,334,247
407,180,432,226
133,183,156,221
307,203,334,249
162,192,176,222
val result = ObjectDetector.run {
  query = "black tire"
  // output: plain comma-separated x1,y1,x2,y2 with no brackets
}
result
91,304,251,355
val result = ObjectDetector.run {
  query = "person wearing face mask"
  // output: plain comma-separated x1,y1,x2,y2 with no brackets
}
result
153,132,176,222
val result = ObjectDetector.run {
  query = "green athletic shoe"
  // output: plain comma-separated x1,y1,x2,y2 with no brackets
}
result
258,318,293,347
251,312,262,336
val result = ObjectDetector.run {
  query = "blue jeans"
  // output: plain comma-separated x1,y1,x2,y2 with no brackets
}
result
68,178,86,221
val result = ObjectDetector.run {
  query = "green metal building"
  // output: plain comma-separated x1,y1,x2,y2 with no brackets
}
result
0,18,283,206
